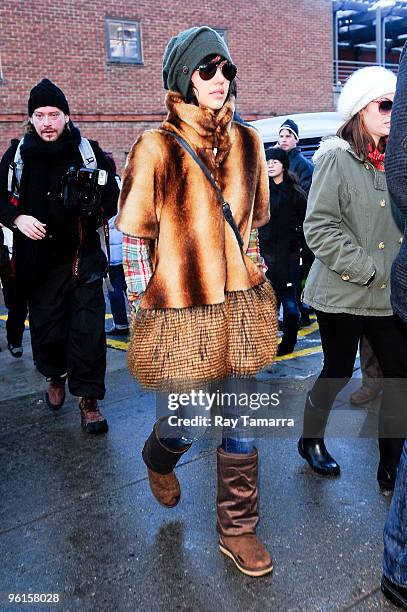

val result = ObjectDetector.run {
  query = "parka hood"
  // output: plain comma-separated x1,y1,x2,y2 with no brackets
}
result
312,136,351,164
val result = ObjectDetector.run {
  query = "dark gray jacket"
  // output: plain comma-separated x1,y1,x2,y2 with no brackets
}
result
385,41,407,322
288,146,314,195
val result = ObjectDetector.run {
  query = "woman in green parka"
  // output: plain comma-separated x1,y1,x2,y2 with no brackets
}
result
297,66,407,492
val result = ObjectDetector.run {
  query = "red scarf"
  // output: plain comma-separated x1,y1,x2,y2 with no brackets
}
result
368,145,385,172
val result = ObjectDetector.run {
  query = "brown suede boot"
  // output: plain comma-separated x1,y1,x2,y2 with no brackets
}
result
216,446,273,577
79,397,108,434
350,385,379,406
142,420,191,508
45,376,66,410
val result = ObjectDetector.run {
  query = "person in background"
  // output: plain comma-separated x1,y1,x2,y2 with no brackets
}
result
0,224,28,357
278,118,315,327
103,154,129,337
350,336,383,405
106,216,129,336
0,79,119,433
381,40,407,610
258,147,306,356
278,118,314,194
297,66,406,492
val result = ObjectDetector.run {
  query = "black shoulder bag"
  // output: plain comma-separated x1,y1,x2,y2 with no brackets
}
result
161,129,244,249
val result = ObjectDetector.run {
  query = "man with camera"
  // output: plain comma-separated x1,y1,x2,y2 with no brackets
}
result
0,78,119,433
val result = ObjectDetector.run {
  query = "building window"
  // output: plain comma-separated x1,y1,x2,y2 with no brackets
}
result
212,28,227,43
0,54,4,81
106,19,143,64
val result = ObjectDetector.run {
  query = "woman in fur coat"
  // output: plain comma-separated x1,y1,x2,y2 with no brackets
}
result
116,26,278,576
297,66,407,491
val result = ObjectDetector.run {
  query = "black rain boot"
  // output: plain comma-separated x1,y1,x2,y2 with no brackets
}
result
298,393,340,476
277,314,299,356
377,437,405,491
142,419,191,507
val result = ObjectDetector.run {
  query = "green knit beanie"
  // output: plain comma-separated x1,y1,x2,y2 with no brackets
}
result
162,26,233,99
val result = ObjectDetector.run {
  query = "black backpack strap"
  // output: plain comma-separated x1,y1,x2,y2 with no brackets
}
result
160,129,244,249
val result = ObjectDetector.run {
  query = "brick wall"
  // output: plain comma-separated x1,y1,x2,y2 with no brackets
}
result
0,0,333,171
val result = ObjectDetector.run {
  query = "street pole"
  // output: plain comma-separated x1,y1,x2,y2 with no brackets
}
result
376,7,383,65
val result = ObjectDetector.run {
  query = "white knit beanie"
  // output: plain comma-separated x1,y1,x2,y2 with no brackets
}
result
337,66,397,121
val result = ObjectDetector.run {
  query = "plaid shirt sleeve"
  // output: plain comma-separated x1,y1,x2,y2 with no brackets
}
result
122,234,153,310
246,228,268,274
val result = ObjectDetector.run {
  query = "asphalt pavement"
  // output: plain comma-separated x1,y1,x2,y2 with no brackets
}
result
0,305,399,612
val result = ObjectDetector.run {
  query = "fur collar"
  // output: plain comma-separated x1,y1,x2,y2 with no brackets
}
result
312,136,354,164
161,92,235,164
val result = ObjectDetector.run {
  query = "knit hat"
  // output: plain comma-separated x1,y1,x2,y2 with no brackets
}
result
279,118,299,141
163,26,233,99
265,146,289,169
337,66,396,121
28,78,70,116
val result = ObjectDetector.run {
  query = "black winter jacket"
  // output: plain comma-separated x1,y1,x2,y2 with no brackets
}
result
0,125,119,285
258,178,306,289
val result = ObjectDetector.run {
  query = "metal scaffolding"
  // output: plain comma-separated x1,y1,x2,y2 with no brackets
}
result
332,0,407,88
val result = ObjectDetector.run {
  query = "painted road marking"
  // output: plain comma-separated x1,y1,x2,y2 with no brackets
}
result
0,313,322,362
0,313,113,326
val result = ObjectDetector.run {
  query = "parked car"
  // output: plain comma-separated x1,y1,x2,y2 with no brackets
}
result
250,112,343,160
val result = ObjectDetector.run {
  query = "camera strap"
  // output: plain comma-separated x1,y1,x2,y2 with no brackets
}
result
160,129,244,249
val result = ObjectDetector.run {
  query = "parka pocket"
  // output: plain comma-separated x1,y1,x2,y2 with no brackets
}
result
368,254,386,289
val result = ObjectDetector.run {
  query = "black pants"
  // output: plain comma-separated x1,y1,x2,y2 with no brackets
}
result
29,262,106,399
1,274,28,346
311,311,407,436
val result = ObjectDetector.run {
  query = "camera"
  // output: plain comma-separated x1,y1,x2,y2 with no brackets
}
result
61,167,108,215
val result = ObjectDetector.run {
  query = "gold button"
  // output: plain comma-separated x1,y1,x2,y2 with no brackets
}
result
364,163,370,170
381,283,387,289
341,273,350,281
380,199,386,207
378,242,385,249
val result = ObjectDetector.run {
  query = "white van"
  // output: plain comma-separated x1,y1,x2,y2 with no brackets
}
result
250,112,343,160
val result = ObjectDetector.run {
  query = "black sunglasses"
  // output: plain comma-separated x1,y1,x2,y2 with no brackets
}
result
373,99,393,114
197,60,237,82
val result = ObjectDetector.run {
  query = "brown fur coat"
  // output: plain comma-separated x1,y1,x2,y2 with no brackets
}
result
116,92,277,388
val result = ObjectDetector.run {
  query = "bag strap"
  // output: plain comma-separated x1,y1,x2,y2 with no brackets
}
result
8,137,97,195
78,137,97,169
160,129,244,249
8,138,24,193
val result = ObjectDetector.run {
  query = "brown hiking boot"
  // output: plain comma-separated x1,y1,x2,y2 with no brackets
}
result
79,397,108,434
350,385,380,406
45,377,66,410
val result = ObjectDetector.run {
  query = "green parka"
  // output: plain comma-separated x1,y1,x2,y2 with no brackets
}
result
303,136,403,316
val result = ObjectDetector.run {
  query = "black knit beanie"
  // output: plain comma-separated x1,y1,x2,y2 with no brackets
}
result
162,26,233,99
28,78,70,116
279,118,299,141
265,146,289,169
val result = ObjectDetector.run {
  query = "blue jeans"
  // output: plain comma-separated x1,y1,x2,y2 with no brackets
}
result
267,259,300,321
160,379,255,454
163,424,255,454
383,440,407,586
107,265,128,327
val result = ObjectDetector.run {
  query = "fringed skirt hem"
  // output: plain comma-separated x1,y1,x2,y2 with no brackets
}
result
128,281,278,390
